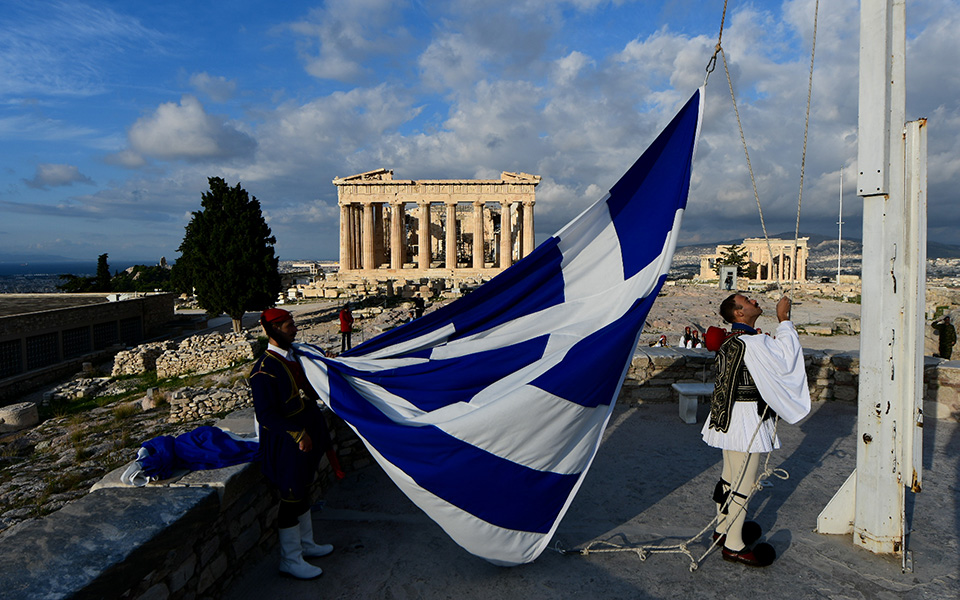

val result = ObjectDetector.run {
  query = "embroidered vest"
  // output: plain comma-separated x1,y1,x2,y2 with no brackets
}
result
707,330,773,432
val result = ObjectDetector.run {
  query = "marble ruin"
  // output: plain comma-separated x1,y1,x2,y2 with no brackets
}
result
698,237,809,282
334,169,541,276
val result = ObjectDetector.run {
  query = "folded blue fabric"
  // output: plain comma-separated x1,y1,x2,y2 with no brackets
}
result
138,426,260,480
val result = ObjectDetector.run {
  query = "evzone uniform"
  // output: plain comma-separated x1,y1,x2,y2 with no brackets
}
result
251,342,334,579
702,320,811,564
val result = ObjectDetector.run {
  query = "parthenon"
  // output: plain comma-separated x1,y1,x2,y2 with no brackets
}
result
698,237,809,282
333,169,541,275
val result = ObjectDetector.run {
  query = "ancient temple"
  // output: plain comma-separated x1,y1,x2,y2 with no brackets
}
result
333,169,540,275
698,237,809,282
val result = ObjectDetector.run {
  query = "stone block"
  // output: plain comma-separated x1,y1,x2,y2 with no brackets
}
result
138,582,171,600
168,552,197,594
833,385,857,402
834,371,857,385
233,521,261,558
197,554,228,594
0,401,39,433
935,365,960,387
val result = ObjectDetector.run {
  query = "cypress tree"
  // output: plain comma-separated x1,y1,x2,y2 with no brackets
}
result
172,177,281,332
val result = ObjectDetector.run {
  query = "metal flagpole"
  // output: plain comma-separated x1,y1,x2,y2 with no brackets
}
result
837,168,843,282
817,0,926,565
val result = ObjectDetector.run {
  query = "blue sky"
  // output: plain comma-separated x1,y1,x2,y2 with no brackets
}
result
1,0,957,263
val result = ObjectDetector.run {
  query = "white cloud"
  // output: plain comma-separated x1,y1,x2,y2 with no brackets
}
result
127,95,256,161
22,163,94,189
189,72,237,103
286,0,411,82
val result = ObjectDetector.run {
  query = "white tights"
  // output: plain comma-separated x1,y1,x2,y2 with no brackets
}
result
717,450,761,551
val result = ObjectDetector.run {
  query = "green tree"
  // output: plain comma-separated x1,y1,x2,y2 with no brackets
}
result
94,253,111,292
716,244,749,277
172,177,281,332
57,253,112,293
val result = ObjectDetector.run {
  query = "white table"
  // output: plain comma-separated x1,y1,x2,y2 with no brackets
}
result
670,382,714,424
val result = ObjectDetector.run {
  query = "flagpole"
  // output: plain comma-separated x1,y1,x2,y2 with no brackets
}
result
837,167,843,282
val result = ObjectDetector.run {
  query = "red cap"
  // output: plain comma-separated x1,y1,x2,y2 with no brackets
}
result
261,308,292,324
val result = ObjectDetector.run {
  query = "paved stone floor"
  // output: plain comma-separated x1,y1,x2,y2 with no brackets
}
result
225,401,960,600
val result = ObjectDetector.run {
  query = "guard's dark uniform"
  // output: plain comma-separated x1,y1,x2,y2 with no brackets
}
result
250,349,332,502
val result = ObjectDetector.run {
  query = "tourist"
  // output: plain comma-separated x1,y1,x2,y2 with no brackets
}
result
701,294,810,567
339,303,354,352
932,315,956,360
414,294,426,319
251,308,335,580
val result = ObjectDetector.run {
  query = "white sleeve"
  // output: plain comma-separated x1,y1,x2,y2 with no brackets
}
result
741,321,811,424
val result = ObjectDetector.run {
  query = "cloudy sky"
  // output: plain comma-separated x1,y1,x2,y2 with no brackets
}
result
1,0,957,263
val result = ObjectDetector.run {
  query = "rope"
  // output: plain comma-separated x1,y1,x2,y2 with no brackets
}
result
715,0,820,294
703,0,729,86
720,47,782,295
554,408,787,572
790,0,819,292
556,0,822,572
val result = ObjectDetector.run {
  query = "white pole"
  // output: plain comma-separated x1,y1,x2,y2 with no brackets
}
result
837,168,843,282
817,0,924,560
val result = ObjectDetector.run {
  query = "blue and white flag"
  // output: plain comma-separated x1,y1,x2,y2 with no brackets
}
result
298,88,703,566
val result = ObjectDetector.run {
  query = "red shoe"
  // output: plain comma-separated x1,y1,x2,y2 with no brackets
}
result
722,542,776,567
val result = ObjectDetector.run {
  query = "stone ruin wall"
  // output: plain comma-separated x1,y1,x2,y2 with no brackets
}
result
622,347,959,420
113,331,260,380
286,272,496,302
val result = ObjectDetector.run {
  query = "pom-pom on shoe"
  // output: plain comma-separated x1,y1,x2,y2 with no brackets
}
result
722,542,776,567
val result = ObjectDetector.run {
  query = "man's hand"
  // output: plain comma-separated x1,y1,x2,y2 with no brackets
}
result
299,432,313,452
776,296,792,322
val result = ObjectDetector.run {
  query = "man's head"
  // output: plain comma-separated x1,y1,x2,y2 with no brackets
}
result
719,293,763,326
260,308,297,349
945,316,952,324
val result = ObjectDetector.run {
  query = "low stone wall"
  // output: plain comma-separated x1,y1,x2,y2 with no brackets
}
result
622,347,959,419
112,331,261,379
0,409,370,600
167,384,253,423
112,340,178,376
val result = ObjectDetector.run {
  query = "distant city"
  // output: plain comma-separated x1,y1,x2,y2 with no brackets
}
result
3,233,959,294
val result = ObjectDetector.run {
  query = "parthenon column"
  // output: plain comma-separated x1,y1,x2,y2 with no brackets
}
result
499,202,513,269
522,199,535,258
339,203,353,270
374,203,385,267
362,203,375,270
418,201,431,270
777,247,784,280
352,205,361,271
445,202,457,268
390,202,405,269
472,201,484,268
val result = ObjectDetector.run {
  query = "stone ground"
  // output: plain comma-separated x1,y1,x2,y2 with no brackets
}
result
224,400,960,600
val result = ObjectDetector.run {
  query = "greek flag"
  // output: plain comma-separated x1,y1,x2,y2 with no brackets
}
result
299,88,703,566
